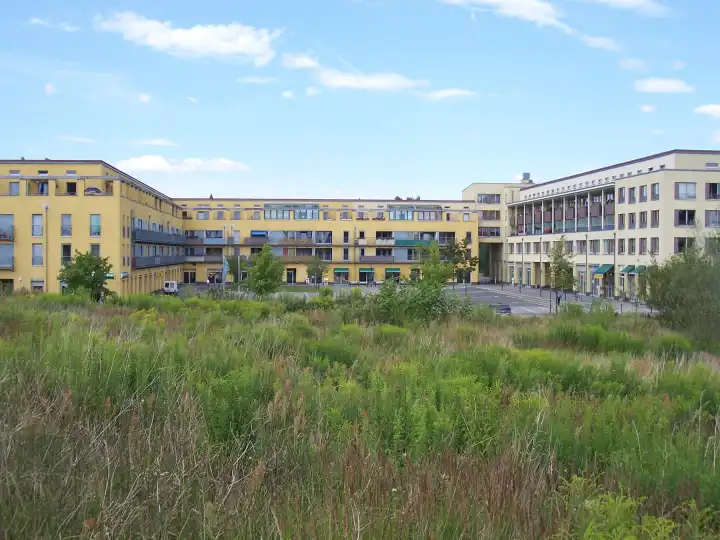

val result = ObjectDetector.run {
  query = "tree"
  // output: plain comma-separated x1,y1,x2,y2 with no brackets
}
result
225,254,247,284
441,238,479,291
306,257,328,287
549,235,576,293
245,244,284,297
419,242,454,287
57,250,112,301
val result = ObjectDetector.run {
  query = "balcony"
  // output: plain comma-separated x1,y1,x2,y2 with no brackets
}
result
244,236,268,245
185,236,203,246
0,225,13,242
278,255,315,263
0,256,14,270
132,255,186,269
394,239,432,247
359,255,395,263
203,236,226,245
375,238,395,246
133,229,186,245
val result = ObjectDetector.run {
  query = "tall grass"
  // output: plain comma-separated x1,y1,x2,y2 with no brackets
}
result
0,294,718,538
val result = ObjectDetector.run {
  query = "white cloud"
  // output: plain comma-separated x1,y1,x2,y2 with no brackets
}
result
640,104,656,113
188,96,198,104
440,0,571,31
620,57,646,71
581,35,621,51
29,17,78,32
281,90,295,99
672,60,686,70
694,105,720,118
94,11,282,66
282,53,320,69
116,155,249,173
58,136,95,143
138,93,151,103
131,138,177,146
584,0,669,17
420,88,476,101
237,76,276,84
317,68,428,91
44,83,56,95
634,78,694,93
650,129,665,135
306,86,320,97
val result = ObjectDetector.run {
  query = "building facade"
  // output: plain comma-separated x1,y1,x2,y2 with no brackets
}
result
1,150,717,297
502,150,720,299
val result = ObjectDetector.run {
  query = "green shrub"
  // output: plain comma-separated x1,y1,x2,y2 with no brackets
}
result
304,336,361,368
375,324,408,347
652,333,693,358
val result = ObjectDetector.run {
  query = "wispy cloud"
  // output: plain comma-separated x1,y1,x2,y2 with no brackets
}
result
620,57,646,71
282,53,320,69
237,76,276,84
188,96,198,104
650,129,665,135
306,86,320,97
672,60,686,70
317,68,428,91
116,155,249,173
138,93,151,103
281,90,295,99
94,11,282,66
639,104,656,113
131,138,177,147
58,136,95,144
583,0,669,17
420,88,476,101
635,78,694,93
694,105,720,118
29,17,78,32
44,83,56,95
581,35,621,51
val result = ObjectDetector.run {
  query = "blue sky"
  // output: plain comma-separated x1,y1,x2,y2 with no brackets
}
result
1,0,719,199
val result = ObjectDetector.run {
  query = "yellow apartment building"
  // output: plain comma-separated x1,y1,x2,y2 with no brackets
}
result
0,159,512,294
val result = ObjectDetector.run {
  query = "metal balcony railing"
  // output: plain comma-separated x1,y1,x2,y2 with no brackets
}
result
132,229,187,245
132,255,186,269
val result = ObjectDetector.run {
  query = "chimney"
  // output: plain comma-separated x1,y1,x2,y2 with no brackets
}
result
521,172,533,185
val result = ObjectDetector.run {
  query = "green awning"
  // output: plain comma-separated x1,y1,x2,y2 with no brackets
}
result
592,264,614,277
631,265,646,274
385,268,401,273
333,268,349,273
359,268,374,273
619,265,635,274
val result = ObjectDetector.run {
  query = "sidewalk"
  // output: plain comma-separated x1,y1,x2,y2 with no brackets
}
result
480,284,652,315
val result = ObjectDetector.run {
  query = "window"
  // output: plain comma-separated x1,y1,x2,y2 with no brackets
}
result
589,240,600,255
479,227,501,237
618,214,625,230
651,210,659,228
651,183,659,200
675,182,696,200
629,238,636,255
65,169,77,176
9,182,19,196
564,240,573,253
294,208,319,220
639,185,648,202
466,231,472,243
265,209,291,220
215,211,224,220
233,211,241,220
533,242,540,254
525,243,531,254
463,213,470,222
90,215,101,236
32,243,43,266
674,237,694,253
32,214,43,236
628,213,636,229
61,244,72,266
675,210,696,226
603,239,614,254
639,211,647,228
618,188,625,203
37,170,48,176
389,208,413,220
618,239,625,254
481,210,501,220
707,210,720,227
252,211,261,220
340,211,351,220
508,244,514,254
417,211,440,221
576,240,587,254
197,211,209,220
639,238,647,255
628,187,636,203
650,237,659,255
343,248,349,261
61,214,72,236
706,162,719,169
9,169,20,176
90,244,101,257
343,231,349,244
477,194,501,204
542,241,550,254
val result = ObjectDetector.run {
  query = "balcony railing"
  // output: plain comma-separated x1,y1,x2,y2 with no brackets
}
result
0,256,14,270
359,255,395,263
0,226,13,241
132,255,186,269
278,255,315,263
132,229,187,245
203,236,226,245
184,236,203,246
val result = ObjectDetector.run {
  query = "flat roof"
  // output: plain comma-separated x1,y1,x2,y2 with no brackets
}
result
519,149,720,191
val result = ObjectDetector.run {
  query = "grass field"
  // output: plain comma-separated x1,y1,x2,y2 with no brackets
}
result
1,292,719,538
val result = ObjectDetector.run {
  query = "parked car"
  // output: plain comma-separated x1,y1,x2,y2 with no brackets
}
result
489,303,512,315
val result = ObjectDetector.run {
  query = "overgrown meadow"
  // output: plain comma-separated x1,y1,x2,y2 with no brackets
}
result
1,290,719,538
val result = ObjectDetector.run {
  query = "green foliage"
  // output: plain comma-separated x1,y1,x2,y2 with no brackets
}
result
419,241,454,286
56,250,112,301
224,255,247,283
306,257,328,286
549,235,576,292
246,243,284,297
440,238,479,284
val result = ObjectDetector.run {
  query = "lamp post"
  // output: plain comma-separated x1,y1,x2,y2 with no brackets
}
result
585,232,589,296
43,203,49,292
520,239,524,291
612,231,617,299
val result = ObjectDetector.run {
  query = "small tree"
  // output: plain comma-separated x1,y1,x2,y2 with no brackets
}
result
225,255,247,284
57,250,112,301
306,257,328,287
245,244,284,297
441,238,478,291
549,235,576,294
420,242,454,287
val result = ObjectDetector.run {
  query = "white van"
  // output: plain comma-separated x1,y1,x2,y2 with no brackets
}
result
163,281,179,295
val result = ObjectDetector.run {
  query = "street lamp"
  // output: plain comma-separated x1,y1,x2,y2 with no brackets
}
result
585,232,589,296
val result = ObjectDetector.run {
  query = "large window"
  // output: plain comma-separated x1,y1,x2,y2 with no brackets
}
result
389,208,414,220
650,237,659,255
477,194,501,204
675,182,696,200
651,183,660,200
707,210,720,227
675,210,696,226
481,210,501,220
628,213,636,229
479,227,501,237
628,187,636,204
265,209,291,220
639,211,647,228
32,243,43,266
197,211,209,220
294,208,319,220
417,211,440,221
61,214,72,236
90,244,101,257
639,185,648,202
651,210,659,228
32,214,43,236
628,238,636,255
618,188,625,203
90,215,101,236
674,237,695,253
639,238,647,255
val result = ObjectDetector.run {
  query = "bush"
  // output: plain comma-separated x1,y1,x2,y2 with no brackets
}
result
375,324,408,347
652,333,693,358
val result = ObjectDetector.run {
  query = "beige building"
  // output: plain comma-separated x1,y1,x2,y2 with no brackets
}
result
504,149,720,299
